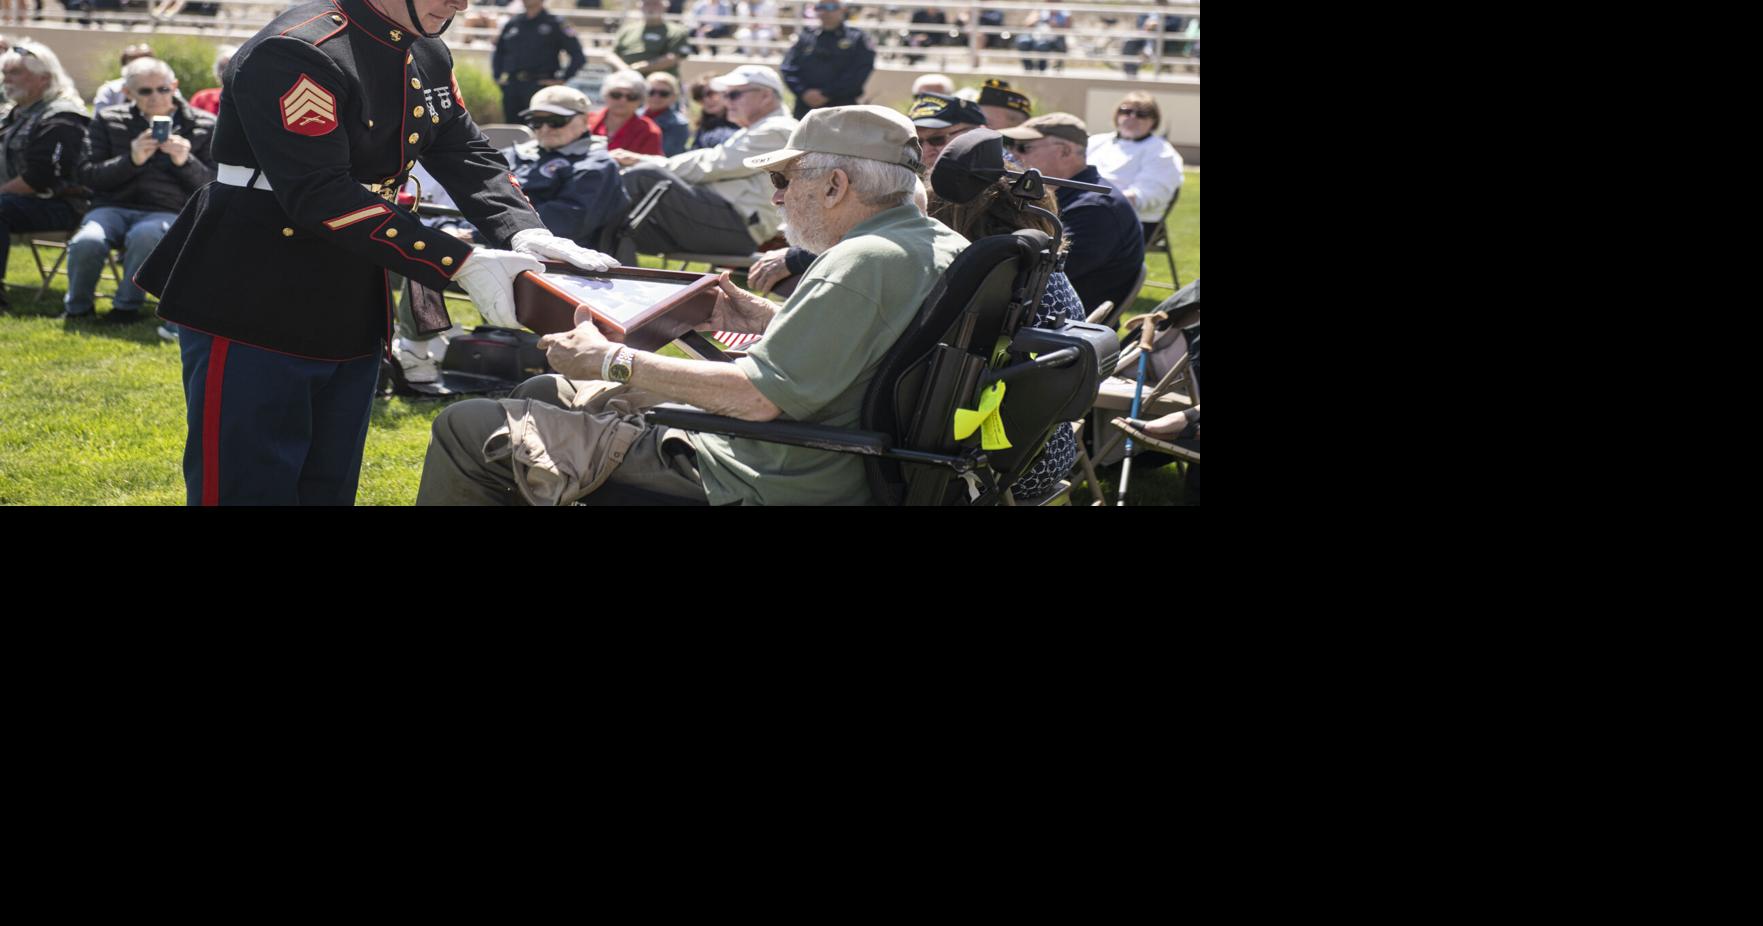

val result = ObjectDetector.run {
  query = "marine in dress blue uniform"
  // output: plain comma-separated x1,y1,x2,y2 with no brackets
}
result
137,0,554,505
490,1,585,123
778,1,874,119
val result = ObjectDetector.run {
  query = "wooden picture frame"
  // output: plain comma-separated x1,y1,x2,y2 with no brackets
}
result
514,263,720,352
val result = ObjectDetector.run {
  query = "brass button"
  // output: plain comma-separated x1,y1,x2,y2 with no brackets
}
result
386,228,398,238
411,78,421,89
406,160,415,170
407,53,414,65
431,115,440,124
330,14,343,23
367,119,374,128
282,227,294,237
441,256,453,267
389,29,402,42
408,132,420,144
413,106,424,118
414,241,426,251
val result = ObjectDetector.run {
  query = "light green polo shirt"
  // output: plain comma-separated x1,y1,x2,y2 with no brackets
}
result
690,206,969,505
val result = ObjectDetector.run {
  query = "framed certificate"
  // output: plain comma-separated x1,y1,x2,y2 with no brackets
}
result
514,263,720,352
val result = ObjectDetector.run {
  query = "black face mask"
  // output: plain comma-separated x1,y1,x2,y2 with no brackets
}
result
405,0,455,38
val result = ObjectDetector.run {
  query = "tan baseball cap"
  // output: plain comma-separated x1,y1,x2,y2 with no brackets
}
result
997,112,1090,147
521,85,592,118
744,105,924,172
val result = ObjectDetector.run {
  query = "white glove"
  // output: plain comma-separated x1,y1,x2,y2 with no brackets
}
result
454,247,543,330
510,228,619,272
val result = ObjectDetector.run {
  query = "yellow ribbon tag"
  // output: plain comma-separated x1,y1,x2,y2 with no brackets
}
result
953,382,1011,450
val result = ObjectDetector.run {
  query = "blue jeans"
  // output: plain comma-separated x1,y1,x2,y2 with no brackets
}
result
65,206,177,315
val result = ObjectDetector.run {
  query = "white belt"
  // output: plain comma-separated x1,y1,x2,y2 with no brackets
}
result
216,163,394,198
216,163,274,191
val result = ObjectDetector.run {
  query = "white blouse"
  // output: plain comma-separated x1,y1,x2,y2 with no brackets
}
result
1087,132,1184,223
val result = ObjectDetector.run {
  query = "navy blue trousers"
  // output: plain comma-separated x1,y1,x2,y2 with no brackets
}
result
179,328,380,506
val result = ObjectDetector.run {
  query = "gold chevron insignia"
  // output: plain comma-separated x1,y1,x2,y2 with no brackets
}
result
322,204,391,231
282,76,336,127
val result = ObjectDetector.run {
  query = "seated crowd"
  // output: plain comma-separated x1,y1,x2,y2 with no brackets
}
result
0,23,1187,506
0,38,229,331
411,64,1186,506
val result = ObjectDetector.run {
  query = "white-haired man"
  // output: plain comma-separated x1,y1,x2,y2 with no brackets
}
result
416,105,969,506
0,39,88,312
911,73,955,96
600,63,794,261
68,57,215,323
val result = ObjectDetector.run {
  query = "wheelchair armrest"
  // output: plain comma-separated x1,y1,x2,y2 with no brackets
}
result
645,404,895,457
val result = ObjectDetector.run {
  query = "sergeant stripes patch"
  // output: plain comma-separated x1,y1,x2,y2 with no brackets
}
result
281,74,338,137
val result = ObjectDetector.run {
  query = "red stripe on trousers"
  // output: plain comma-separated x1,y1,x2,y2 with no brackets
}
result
202,337,232,506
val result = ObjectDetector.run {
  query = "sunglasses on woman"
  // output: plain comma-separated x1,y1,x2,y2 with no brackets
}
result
135,86,174,96
603,91,641,102
648,88,674,98
525,115,573,129
1117,107,1155,119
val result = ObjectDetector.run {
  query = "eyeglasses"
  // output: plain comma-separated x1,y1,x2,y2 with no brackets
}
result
524,115,572,129
648,88,674,98
921,127,975,148
767,168,823,191
726,89,750,100
1117,107,1155,119
135,86,174,96
603,91,640,102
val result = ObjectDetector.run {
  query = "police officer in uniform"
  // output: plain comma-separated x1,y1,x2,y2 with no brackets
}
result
137,0,617,505
778,0,873,119
491,0,585,122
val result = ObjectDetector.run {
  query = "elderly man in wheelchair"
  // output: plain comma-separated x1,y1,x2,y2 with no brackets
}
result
415,107,1116,506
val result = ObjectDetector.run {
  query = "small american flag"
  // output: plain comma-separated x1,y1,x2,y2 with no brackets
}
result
713,331,764,350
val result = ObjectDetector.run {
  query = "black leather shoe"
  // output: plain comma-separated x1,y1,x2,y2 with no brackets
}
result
99,310,146,325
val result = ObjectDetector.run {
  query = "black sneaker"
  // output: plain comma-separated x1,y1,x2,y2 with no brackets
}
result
100,310,146,325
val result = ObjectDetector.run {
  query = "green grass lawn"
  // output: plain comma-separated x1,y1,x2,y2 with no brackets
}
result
0,168,1197,505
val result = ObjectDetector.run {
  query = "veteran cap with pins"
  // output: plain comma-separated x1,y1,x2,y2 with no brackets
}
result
907,92,987,129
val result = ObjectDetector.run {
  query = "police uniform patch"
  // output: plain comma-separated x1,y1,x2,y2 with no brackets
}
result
281,74,337,136
538,23,551,34
539,159,565,178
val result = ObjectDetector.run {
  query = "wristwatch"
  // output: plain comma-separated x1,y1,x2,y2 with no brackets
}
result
608,346,635,383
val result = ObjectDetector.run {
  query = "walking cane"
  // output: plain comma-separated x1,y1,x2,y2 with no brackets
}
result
1116,310,1163,506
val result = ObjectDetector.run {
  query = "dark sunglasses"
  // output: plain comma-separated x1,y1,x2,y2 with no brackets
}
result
1117,107,1155,119
524,115,572,129
135,86,174,96
647,88,674,97
603,91,640,102
923,128,975,148
726,89,750,100
767,168,821,191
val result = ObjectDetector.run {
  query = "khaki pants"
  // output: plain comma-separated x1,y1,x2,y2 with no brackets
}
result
415,375,709,506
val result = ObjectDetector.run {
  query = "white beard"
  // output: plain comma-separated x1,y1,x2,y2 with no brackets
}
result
780,198,840,254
